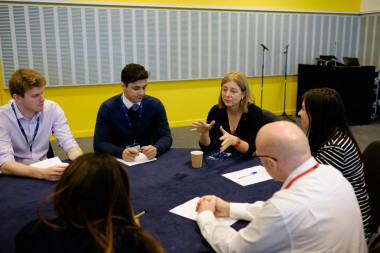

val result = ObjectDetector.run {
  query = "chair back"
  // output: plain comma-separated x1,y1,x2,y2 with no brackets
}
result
362,140,380,233
47,142,55,159
262,109,281,124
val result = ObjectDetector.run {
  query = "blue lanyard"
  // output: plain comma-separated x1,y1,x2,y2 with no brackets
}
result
121,95,143,145
11,103,40,152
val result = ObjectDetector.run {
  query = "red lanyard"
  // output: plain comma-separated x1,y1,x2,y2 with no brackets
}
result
284,162,319,189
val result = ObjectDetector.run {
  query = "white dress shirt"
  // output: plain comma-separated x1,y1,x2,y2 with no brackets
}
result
197,157,367,253
122,94,140,109
0,99,79,167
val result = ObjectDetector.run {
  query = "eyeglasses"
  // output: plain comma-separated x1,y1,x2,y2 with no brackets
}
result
253,154,277,161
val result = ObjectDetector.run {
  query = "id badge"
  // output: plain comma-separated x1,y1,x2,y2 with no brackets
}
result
126,144,141,150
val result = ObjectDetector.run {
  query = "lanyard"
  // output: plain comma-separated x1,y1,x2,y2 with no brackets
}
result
121,95,143,145
11,103,40,152
284,162,319,189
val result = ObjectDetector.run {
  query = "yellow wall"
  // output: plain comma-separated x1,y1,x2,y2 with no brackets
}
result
0,0,359,138
72,0,361,12
0,68,298,137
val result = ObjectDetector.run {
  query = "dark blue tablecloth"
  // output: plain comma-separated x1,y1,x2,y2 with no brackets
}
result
0,148,282,253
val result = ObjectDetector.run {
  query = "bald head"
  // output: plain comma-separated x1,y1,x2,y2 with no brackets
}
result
255,121,311,179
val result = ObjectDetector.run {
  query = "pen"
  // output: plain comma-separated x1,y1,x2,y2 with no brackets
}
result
238,171,257,179
135,209,148,218
125,149,142,155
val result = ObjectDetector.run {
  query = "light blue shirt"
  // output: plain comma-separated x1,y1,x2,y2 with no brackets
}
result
0,99,79,167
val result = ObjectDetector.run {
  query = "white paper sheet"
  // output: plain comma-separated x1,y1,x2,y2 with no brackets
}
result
169,197,237,227
222,165,273,186
30,157,68,168
116,153,156,166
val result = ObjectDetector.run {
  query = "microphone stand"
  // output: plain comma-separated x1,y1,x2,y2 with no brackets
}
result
260,44,269,108
282,45,295,122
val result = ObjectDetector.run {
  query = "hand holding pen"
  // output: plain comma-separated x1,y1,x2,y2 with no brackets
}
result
122,148,140,162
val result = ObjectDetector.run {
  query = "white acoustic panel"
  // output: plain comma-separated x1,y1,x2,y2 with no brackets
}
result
0,4,360,87
358,14,380,70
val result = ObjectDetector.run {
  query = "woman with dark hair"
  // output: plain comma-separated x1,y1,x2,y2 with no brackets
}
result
298,87,371,241
15,152,164,253
190,72,266,157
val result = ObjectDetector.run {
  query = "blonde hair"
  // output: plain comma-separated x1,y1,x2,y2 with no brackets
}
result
218,72,255,113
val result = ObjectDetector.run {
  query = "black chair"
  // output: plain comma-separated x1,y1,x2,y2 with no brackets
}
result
47,142,55,158
262,109,281,124
362,140,380,234
369,233,380,252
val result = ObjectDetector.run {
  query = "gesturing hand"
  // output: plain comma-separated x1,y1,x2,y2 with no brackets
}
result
219,126,238,152
190,120,215,133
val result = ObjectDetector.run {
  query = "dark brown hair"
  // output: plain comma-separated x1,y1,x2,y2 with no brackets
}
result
302,88,361,156
121,63,149,87
37,152,163,253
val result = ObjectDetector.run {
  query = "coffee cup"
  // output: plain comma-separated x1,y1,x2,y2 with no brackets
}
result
191,150,203,168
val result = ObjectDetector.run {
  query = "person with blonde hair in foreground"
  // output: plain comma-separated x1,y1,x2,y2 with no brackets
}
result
196,121,367,253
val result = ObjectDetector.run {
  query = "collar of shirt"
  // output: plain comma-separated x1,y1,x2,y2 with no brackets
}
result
9,99,42,122
122,94,141,109
281,157,318,190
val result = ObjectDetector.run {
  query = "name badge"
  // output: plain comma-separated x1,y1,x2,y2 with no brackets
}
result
126,144,141,150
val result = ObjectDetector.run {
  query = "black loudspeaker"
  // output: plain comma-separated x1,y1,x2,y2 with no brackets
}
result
297,64,375,125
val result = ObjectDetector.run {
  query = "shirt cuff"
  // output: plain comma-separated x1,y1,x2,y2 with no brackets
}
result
230,201,265,221
196,210,216,228
229,203,248,220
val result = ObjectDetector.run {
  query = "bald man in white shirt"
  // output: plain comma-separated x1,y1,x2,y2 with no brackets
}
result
196,121,367,253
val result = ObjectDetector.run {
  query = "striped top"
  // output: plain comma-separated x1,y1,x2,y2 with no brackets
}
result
315,131,372,240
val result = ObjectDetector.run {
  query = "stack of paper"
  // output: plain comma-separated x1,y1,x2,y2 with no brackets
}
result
30,157,69,168
117,153,156,166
